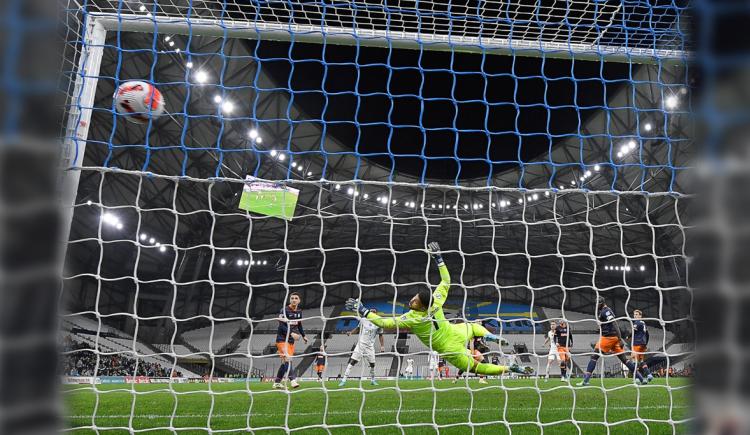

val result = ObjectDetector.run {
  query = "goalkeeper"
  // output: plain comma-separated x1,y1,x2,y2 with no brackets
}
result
346,242,527,377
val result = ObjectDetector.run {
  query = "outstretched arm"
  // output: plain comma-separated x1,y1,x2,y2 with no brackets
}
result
345,299,420,329
428,242,451,312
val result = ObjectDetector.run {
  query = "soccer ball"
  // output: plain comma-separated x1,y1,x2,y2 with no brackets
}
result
114,81,165,124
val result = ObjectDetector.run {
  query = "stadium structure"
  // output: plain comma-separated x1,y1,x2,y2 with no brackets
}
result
60,0,694,433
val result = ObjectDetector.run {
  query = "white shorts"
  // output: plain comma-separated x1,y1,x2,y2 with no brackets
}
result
351,343,376,364
547,349,560,361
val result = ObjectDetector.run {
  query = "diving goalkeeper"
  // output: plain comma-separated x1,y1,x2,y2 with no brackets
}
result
346,242,528,377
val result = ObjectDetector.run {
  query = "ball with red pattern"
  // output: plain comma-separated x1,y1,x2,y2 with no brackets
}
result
114,81,165,124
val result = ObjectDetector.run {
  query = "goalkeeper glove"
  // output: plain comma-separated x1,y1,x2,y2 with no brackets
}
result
427,241,444,266
345,298,371,318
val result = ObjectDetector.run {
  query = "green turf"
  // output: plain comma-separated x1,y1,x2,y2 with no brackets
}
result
63,378,691,434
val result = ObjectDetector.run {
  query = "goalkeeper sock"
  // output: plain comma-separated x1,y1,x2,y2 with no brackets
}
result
369,364,376,381
474,363,503,376
286,362,295,381
560,366,567,379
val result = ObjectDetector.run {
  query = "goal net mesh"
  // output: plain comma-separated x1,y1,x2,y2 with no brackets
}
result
61,0,693,433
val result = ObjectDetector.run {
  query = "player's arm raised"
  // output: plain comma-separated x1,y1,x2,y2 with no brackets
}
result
428,241,450,312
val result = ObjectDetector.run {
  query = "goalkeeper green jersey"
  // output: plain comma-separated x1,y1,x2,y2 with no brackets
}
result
366,264,455,350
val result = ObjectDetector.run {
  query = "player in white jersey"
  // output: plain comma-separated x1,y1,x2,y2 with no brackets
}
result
428,351,439,380
339,309,385,386
403,357,415,379
543,321,559,381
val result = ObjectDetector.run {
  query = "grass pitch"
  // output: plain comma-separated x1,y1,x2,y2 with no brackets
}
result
64,378,691,434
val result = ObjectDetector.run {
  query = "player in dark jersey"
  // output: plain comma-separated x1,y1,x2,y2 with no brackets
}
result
577,297,644,386
452,336,490,384
273,292,308,389
554,320,573,382
314,346,326,382
631,310,654,384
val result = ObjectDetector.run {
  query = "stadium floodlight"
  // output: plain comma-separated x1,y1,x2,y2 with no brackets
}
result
159,245,166,252
263,260,268,265
438,204,443,209
249,129,258,139
347,187,354,195
139,233,147,240
221,101,234,114
155,242,161,247
186,61,194,69
473,204,478,210
545,191,550,197
644,123,652,132
570,180,576,185
665,95,679,110
270,150,278,157
628,140,637,150
594,164,601,171
532,194,539,201
585,170,592,177
277,153,285,161
307,171,312,176
236,260,243,266
392,200,397,205
245,260,250,266
431,204,436,208
86,200,93,205
148,238,155,244
138,5,146,11
219,258,226,265
363,193,369,199
617,151,624,158
256,137,262,144
291,163,297,169
518,198,523,204
194,70,208,83
116,223,123,230
640,265,646,271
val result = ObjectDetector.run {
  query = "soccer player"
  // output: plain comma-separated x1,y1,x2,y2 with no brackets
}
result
555,320,573,382
273,292,308,389
577,297,644,386
314,346,326,382
437,356,448,379
403,357,415,379
428,351,439,380
542,321,559,381
632,309,654,384
345,242,527,377
339,309,385,386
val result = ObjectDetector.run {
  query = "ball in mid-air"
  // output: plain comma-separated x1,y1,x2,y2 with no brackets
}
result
114,81,165,124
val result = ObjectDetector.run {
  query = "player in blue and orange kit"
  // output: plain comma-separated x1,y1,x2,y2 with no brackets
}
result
577,297,645,386
631,309,654,384
554,320,573,382
314,346,326,382
273,292,308,389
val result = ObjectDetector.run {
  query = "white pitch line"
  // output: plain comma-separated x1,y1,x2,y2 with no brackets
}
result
66,405,690,420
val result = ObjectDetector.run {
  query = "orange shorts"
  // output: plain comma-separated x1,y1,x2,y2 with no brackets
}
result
556,346,570,362
595,337,624,354
438,366,447,373
315,364,325,372
276,342,295,358
631,345,647,362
